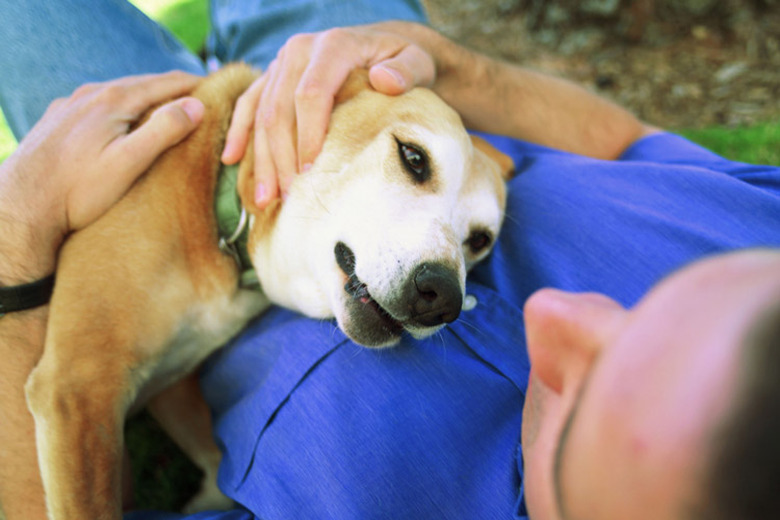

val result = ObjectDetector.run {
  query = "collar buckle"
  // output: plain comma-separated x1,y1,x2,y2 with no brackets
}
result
218,207,248,269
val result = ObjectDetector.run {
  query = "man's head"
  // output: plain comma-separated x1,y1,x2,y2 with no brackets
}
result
520,249,780,519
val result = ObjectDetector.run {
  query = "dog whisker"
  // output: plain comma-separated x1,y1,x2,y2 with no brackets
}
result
454,315,490,342
304,170,333,216
501,212,521,227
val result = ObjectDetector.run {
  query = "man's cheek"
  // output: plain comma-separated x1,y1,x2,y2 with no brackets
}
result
522,374,569,520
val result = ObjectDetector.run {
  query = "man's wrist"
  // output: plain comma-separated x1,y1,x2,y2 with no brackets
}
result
385,21,490,128
0,219,57,317
0,274,55,316
0,159,63,286
422,28,496,132
0,223,59,287
0,212,60,285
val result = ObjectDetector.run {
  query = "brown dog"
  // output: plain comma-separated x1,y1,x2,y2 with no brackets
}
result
24,64,514,519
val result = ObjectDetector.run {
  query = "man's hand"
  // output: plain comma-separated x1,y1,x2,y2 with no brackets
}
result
219,18,652,209
220,23,436,208
0,70,204,520
0,71,204,282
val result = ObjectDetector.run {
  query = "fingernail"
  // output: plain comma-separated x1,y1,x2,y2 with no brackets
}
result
301,163,312,173
222,142,234,162
255,183,267,206
181,98,204,123
377,65,405,89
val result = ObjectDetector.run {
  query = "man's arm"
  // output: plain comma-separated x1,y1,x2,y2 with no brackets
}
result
0,150,61,519
397,21,657,159
222,21,657,210
0,71,203,520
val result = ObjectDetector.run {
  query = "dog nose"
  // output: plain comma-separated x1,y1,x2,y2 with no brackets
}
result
407,263,462,327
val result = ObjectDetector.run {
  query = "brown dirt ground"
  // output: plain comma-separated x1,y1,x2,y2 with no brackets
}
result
422,0,780,130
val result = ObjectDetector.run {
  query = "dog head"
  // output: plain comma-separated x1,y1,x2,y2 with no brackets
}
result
240,72,514,347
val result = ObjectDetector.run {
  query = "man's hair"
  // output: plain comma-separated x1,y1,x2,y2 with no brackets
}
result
693,298,780,520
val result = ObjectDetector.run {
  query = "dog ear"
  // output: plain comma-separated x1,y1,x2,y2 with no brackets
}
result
469,134,515,181
335,69,372,106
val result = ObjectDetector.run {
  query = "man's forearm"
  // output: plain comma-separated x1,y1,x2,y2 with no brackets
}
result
0,158,57,520
0,157,61,285
0,232,53,520
443,55,652,159
387,22,654,159
0,307,49,520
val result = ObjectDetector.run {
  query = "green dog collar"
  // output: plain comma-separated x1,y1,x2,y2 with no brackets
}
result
215,163,258,287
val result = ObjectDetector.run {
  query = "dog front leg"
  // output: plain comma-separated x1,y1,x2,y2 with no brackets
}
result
25,359,130,520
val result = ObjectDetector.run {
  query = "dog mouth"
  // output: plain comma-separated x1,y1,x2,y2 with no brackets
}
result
334,242,404,344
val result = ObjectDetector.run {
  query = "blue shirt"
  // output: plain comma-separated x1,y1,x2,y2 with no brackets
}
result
128,133,780,520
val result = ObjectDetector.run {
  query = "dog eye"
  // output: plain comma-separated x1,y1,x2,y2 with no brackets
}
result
466,231,492,254
396,139,430,183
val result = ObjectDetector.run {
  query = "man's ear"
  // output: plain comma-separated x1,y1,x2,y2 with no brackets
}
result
470,134,515,181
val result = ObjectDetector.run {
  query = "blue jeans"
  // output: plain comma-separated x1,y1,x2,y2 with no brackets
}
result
0,0,427,139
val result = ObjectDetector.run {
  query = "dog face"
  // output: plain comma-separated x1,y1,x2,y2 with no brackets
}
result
245,76,513,347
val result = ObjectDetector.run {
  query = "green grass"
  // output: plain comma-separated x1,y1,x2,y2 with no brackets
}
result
0,110,15,163
679,122,780,166
126,412,202,511
131,0,210,54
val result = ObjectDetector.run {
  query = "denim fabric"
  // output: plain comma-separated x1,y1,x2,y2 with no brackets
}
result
0,0,427,138
0,0,205,138
207,0,427,69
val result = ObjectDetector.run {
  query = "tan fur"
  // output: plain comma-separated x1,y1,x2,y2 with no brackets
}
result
25,63,513,519
470,134,515,181
334,68,371,105
25,64,264,519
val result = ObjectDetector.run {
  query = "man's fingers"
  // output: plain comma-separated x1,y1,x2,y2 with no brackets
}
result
292,30,376,170
227,26,436,208
113,97,204,179
119,71,203,116
294,91,336,172
293,29,433,170
66,96,204,231
368,65,408,95
368,44,436,95
252,122,279,209
260,72,299,198
223,75,267,164
293,63,353,172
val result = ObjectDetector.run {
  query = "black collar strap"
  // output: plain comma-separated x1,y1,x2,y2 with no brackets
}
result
0,164,259,318
0,274,55,316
